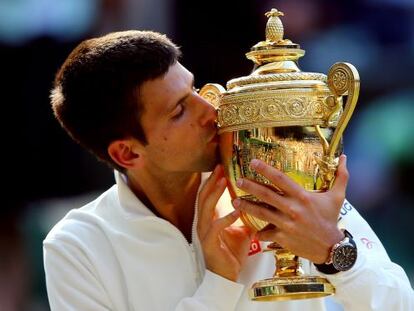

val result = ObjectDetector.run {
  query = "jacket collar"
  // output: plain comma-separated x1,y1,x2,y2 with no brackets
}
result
114,170,211,220
114,170,157,219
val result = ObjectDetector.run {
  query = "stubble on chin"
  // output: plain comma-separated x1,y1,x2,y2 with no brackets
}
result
200,144,221,172
208,145,222,171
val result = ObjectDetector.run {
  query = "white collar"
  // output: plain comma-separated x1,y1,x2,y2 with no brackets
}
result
113,170,211,219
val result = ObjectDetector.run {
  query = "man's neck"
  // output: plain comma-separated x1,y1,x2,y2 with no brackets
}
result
126,170,201,242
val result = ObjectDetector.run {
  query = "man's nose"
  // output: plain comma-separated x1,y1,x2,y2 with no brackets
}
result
196,94,217,127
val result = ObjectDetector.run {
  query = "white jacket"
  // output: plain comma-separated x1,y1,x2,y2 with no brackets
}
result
43,172,414,310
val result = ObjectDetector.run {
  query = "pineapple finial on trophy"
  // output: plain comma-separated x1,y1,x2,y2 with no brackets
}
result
265,9,284,43
246,8,304,67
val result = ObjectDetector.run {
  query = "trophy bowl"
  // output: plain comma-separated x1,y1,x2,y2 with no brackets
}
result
200,8,359,301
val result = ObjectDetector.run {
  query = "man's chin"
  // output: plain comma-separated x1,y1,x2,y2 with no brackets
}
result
200,153,221,172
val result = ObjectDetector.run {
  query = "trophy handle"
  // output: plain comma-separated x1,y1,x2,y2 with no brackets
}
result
326,62,360,159
199,83,226,109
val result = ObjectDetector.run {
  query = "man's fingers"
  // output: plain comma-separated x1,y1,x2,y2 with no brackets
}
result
331,154,349,199
221,226,252,260
249,159,303,196
210,210,241,235
235,178,292,216
198,164,224,219
198,164,223,203
256,228,284,243
233,199,289,229
198,176,227,237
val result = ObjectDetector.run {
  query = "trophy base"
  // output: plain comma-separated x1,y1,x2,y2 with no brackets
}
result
249,275,335,301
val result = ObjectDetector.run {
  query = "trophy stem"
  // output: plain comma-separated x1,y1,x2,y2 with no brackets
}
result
270,243,302,277
249,244,335,301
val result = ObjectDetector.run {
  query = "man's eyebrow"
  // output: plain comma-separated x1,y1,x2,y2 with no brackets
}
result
166,75,195,114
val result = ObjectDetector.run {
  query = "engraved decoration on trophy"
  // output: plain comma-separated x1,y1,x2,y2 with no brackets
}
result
199,8,359,301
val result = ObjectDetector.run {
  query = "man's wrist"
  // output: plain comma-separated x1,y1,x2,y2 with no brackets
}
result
313,229,345,265
324,229,346,265
315,229,358,274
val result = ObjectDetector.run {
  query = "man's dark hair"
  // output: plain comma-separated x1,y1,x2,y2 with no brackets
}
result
51,30,181,171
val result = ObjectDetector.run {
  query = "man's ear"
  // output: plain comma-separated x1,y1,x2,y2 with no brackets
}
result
107,139,142,170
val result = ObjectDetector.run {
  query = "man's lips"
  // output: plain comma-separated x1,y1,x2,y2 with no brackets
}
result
207,132,219,144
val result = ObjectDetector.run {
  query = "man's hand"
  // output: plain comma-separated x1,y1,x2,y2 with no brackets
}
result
233,155,349,264
198,165,252,282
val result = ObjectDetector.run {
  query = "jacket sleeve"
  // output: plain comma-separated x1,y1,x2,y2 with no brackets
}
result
43,239,113,311
313,200,414,311
44,238,244,311
174,270,245,310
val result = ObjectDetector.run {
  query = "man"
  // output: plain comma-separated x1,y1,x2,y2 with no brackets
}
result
44,30,413,310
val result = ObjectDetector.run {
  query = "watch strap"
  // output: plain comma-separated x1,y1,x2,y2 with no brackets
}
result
314,261,340,274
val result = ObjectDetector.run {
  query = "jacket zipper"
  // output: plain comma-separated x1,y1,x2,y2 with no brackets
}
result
148,175,207,286
150,217,200,286
190,179,205,284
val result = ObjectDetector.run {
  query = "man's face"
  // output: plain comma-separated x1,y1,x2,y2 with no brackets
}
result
138,62,219,174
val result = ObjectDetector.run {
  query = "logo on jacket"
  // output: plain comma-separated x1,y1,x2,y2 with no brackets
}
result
338,201,354,221
248,239,262,256
361,237,375,249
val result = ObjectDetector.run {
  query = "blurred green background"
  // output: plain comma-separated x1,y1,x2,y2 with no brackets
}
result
0,0,413,310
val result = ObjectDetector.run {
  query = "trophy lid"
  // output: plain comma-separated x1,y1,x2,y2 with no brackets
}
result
227,8,327,90
246,9,305,66
211,9,337,133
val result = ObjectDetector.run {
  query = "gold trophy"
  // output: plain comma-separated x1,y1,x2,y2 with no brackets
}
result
199,8,359,301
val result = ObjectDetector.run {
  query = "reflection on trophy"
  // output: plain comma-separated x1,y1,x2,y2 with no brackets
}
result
200,8,359,301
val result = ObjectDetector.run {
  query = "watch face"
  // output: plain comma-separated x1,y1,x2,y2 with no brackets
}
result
332,243,357,271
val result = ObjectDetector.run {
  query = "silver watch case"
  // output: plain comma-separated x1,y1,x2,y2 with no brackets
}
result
332,237,357,271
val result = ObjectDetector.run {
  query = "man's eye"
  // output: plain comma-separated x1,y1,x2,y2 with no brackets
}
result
172,104,185,119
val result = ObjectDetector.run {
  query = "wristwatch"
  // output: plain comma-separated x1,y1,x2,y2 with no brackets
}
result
315,229,357,274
